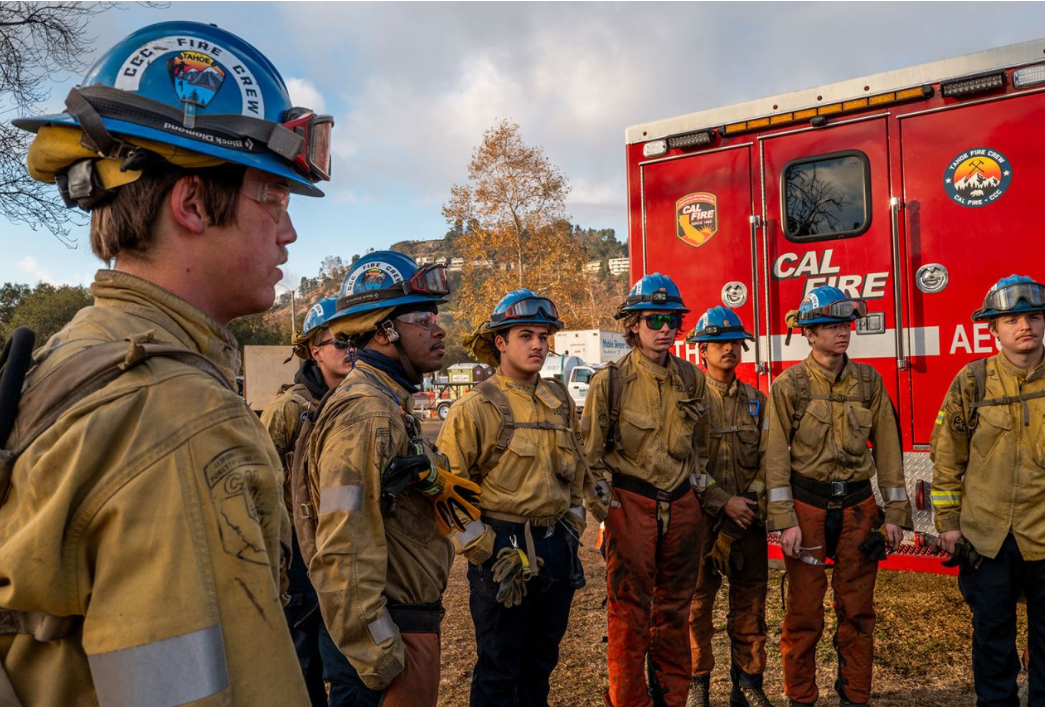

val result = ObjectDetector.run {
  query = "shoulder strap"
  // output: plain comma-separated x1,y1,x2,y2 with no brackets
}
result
675,357,698,398
473,379,515,471
542,376,575,426
288,384,339,568
967,357,1045,427
858,362,875,407
606,361,624,452
789,364,813,438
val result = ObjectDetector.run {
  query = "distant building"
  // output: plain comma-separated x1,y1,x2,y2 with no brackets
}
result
448,257,465,272
583,260,601,274
608,257,630,276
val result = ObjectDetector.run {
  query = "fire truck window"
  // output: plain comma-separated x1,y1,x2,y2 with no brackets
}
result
783,151,870,242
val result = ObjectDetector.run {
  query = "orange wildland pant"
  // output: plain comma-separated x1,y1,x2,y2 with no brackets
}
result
604,487,702,707
781,495,879,705
688,522,768,683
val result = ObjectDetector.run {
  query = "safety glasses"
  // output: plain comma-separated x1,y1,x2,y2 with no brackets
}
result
490,297,560,324
315,337,351,351
642,313,682,331
395,312,441,330
283,108,335,182
241,180,291,223
802,298,867,321
981,281,1045,313
402,264,450,298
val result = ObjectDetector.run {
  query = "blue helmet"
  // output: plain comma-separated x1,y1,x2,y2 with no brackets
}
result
687,306,754,343
14,21,331,196
302,296,339,339
796,286,867,327
330,251,449,322
616,273,689,318
972,274,1045,322
487,289,563,333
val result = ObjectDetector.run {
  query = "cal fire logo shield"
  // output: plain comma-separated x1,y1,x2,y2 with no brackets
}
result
943,148,1012,208
676,192,718,247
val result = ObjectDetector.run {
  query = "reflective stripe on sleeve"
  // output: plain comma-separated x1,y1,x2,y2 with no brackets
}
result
89,624,228,707
881,486,909,502
319,484,363,513
368,613,397,645
763,415,770,431
748,480,766,495
454,520,486,547
931,490,962,508
768,486,793,503
935,411,945,426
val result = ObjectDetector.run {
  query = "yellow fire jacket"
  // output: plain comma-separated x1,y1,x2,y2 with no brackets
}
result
582,348,710,492
306,362,453,691
699,376,768,518
765,354,911,531
437,372,585,549
930,352,1045,560
0,270,308,707
262,381,318,518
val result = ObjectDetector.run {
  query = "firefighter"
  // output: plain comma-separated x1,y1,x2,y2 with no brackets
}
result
931,275,1045,707
0,21,329,707
684,308,773,707
766,285,912,707
437,289,587,707
582,273,711,707
304,251,482,707
260,296,350,707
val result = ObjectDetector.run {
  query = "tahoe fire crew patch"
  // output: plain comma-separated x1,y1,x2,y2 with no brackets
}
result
167,51,226,108
676,192,718,247
943,148,1012,208
205,446,271,566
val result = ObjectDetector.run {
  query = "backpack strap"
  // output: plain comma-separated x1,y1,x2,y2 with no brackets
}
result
968,357,1045,427
605,361,625,452
789,364,813,440
674,356,698,398
473,379,515,472
288,384,339,568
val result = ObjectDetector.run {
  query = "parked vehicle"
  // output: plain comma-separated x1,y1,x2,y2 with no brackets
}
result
553,329,628,366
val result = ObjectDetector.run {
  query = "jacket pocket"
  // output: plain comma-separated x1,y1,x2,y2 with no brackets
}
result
553,429,578,483
735,426,761,470
971,405,1013,466
841,404,873,459
668,398,702,460
485,429,538,495
618,408,657,460
794,399,831,451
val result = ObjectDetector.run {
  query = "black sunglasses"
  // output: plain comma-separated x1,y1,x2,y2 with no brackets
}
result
315,337,351,350
642,313,682,330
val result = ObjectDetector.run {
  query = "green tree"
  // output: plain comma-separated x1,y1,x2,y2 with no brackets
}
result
3,282,92,341
0,282,31,328
227,312,289,351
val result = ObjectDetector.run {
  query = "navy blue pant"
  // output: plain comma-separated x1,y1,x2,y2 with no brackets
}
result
318,624,384,707
285,533,329,707
958,533,1045,707
467,523,578,707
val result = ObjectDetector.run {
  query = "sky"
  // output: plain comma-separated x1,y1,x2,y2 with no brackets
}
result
3,1,1043,291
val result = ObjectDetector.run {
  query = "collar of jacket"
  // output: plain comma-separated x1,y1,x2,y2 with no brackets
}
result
803,352,853,385
493,370,562,410
91,269,240,382
992,349,1045,383
629,347,673,381
294,358,329,401
352,360,412,408
354,348,418,394
706,373,738,396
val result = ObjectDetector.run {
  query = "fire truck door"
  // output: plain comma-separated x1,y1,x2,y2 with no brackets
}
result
760,117,901,407
639,145,762,386
899,90,1045,445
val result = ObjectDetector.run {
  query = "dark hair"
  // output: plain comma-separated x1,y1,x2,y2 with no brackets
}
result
621,312,642,348
90,163,246,262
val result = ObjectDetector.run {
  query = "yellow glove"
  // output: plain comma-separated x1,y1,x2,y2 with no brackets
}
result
417,468,482,535
491,547,544,608
708,533,736,578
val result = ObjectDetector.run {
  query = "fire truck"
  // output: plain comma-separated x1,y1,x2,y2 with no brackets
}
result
625,37,1045,573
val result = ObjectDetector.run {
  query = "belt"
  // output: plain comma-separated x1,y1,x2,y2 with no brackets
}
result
482,510,562,531
612,473,692,503
790,472,872,510
387,602,445,635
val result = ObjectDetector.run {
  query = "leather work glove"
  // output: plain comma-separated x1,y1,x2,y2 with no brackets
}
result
586,478,617,523
491,546,544,608
458,524,497,566
708,517,746,578
858,526,889,562
941,539,984,572
562,509,586,539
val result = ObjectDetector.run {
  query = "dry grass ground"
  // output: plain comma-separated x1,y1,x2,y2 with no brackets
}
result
436,523,1029,707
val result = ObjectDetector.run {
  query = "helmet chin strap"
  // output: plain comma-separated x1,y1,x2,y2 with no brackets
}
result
379,319,422,384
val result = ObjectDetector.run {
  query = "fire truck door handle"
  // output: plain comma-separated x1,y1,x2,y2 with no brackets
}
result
889,197,908,371
749,215,767,376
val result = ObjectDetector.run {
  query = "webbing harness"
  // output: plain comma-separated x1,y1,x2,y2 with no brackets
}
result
967,358,1045,430
787,362,874,442
604,355,698,452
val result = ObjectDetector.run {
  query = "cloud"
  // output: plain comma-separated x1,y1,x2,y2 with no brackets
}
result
285,77,327,113
18,257,57,285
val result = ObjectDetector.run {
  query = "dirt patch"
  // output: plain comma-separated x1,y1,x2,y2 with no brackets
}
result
437,523,1027,706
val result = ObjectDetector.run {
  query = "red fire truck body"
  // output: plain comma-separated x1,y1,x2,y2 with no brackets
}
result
625,38,1045,573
